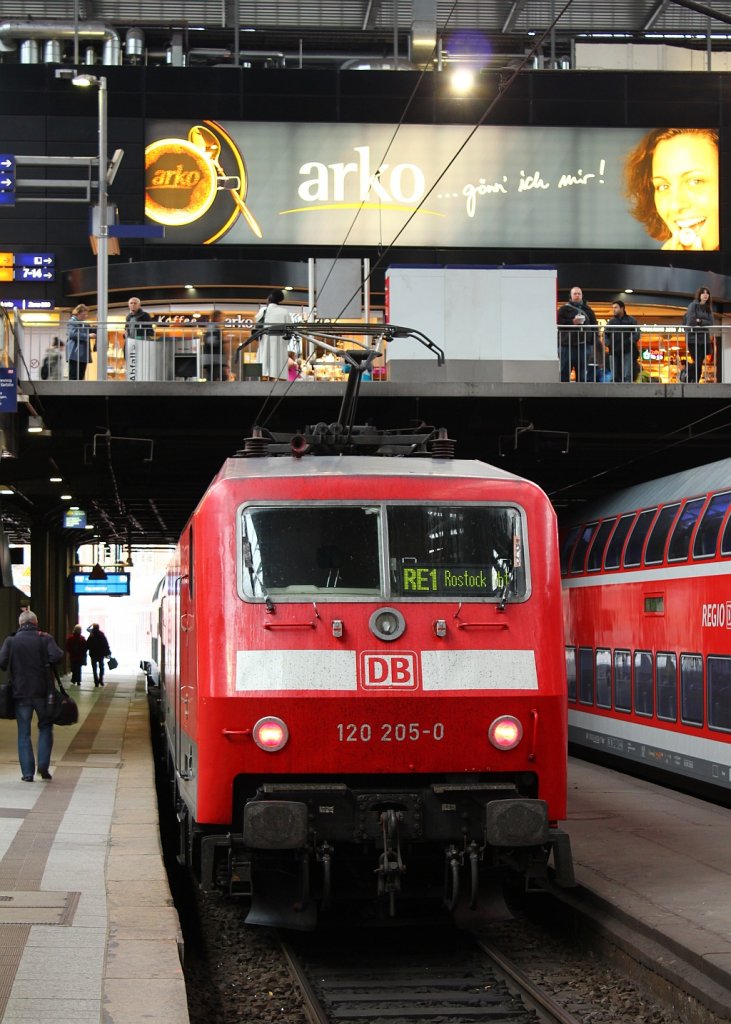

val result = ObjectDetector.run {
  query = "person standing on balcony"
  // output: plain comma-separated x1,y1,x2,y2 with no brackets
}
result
682,286,715,383
557,286,598,382
124,296,154,380
605,300,642,383
254,290,294,381
66,304,93,380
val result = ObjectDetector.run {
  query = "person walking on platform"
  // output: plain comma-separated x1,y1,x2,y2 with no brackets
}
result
86,623,111,687
0,610,63,782
65,624,87,686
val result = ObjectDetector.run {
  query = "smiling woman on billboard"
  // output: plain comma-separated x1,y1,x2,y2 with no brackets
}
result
624,127,719,251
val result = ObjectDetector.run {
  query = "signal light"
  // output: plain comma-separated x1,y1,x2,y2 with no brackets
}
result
488,716,523,751
252,716,289,752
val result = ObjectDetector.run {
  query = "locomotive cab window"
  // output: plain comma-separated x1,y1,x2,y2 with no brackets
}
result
388,505,526,600
239,502,527,601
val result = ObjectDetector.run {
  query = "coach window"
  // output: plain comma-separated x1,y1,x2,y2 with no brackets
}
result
656,652,678,722
667,497,705,562
596,648,611,708
614,650,632,712
644,504,680,565
694,491,731,559
722,509,731,556
578,647,594,705
623,509,657,568
680,654,703,727
565,647,577,702
634,651,654,717
604,514,636,570
560,525,581,575
586,518,617,572
569,522,597,574
708,656,731,732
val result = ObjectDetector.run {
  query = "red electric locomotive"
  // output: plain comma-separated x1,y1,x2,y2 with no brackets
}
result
145,327,574,928
561,457,731,799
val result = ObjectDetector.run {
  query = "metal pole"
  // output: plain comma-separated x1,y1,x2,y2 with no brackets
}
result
97,76,108,380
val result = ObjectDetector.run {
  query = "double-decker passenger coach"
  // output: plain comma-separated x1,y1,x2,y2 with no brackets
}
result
561,458,731,798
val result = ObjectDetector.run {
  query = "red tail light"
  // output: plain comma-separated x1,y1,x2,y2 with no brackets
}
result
253,716,289,752
488,716,523,750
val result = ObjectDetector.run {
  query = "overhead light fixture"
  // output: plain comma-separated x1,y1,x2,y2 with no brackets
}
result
0,487,13,495
72,72,98,88
450,68,475,94
88,562,108,580
61,494,72,501
50,476,62,483
27,415,44,433
625,288,634,294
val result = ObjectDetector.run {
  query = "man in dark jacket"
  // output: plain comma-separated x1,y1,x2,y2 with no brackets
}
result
124,296,154,380
557,286,598,382
86,623,112,687
605,300,642,383
0,610,63,781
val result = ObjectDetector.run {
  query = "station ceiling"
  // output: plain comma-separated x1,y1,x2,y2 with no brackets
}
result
3,386,731,552
2,2,731,70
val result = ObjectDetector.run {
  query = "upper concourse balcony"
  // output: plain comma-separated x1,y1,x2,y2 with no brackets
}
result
10,319,729,390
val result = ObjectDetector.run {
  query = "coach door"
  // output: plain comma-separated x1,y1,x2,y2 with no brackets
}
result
176,526,195,782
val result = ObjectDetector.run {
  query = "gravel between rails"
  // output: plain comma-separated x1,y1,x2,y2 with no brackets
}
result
180,883,718,1024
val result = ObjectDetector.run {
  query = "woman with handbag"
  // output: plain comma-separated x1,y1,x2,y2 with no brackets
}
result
0,610,64,782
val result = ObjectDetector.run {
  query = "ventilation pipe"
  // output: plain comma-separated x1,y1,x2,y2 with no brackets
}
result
0,21,122,65
410,0,437,67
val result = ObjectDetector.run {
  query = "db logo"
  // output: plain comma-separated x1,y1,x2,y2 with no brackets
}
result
360,651,419,689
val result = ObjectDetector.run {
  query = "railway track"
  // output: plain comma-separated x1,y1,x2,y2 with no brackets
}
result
280,927,583,1024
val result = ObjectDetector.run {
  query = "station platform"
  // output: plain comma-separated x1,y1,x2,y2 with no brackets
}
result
0,671,189,1024
564,757,731,1018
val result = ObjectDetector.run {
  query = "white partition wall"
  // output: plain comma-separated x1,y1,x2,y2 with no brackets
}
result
385,266,559,383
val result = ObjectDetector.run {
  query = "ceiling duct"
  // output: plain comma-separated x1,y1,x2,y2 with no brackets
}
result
0,21,121,65
410,0,437,66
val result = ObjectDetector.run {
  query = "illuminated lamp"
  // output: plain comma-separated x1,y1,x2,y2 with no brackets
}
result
488,716,523,751
252,716,289,752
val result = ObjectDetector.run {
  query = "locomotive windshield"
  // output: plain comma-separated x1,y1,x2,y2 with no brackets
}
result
240,503,526,601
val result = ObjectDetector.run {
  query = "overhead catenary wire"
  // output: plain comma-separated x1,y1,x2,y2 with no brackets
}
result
326,0,576,322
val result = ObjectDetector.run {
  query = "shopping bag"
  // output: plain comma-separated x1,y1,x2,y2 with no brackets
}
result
107,656,118,670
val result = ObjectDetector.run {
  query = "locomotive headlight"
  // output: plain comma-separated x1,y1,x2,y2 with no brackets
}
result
488,716,523,751
253,716,289,752
369,607,406,641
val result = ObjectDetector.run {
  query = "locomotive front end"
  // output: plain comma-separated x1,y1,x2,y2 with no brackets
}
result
186,458,573,928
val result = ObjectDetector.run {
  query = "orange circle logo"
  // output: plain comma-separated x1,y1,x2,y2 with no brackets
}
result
145,138,217,226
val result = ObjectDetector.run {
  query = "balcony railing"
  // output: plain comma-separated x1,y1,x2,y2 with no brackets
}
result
9,320,728,385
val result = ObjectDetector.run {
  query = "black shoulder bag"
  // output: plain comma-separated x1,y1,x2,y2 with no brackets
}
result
46,663,78,726
0,641,15,719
